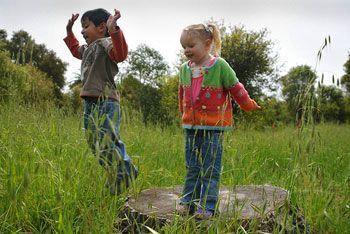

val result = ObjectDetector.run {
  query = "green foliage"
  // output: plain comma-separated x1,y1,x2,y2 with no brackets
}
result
119,74,143,110
344,96,350,123
0,29,7,40
235,97,291,129
340,53,350,94
221,25,278,98
0,29,8,51
138,84,165,124
0,50,55,104
0,104,349,232
317,85,346,123
119,75,179,126
119,75,163,124
21,65,55,104
126,44,169,87
4,30,67,99
280,65,317,120
67,85,83,112
159,76,180,125
6,30,33,64
173,49,188,73
34,48,67,96
0,50,27,102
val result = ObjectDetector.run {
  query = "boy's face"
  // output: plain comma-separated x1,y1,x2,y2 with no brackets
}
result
180,31,211,65
81,18,106,45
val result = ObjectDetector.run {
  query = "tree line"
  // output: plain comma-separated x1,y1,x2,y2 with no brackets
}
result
0,25,349,126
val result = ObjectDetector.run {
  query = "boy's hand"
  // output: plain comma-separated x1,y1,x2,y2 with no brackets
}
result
107,9,121,33
66,13,79,34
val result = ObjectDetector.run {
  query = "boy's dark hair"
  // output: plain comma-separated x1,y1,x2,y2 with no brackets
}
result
81,8,111,27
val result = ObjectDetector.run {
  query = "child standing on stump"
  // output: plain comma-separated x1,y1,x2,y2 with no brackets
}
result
64,8,137,195
177,23,260,218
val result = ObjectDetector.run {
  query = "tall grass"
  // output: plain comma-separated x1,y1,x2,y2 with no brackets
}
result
0,101,349,232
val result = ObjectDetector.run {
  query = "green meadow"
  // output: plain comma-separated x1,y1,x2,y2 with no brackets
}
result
0,103,349,233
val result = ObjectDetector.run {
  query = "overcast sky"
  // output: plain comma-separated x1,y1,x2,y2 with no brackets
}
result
1,0,349,87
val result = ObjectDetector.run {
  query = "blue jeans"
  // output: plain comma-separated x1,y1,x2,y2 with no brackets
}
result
180,129,224,212
83,99,137,185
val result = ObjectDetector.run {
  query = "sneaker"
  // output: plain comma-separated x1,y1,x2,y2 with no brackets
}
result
176,203,191,215
195,208,214,219
176,201,197,216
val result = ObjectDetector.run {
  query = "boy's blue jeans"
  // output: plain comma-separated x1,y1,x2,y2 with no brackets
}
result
83,98,137,186
180,129,224,212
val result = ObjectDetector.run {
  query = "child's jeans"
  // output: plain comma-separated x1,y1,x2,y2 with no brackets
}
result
83,98,137,186
180,129,224,212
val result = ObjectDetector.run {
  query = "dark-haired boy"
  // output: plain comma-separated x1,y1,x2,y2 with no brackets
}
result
64,8,137,195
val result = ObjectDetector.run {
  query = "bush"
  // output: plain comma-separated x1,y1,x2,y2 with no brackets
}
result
0,50,55,105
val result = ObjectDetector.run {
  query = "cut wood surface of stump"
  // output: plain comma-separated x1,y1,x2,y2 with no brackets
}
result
126,185,288,220
119,185,307,232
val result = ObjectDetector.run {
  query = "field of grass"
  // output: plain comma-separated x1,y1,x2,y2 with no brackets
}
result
0,103,349,233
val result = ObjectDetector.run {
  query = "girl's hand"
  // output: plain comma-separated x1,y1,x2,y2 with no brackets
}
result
66,13,79,34
252,100,262,110
107,9,121,33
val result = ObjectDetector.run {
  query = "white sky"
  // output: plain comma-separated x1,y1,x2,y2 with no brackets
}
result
0,0,349,87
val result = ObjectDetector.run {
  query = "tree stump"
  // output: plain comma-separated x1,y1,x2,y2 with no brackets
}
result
117,185,307,232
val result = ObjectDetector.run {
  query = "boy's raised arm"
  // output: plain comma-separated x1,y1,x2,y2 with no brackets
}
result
63,13,82,59
109,29,128,62
107,9,128,62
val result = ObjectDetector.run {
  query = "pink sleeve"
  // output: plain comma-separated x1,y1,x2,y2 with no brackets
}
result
229,82,258,111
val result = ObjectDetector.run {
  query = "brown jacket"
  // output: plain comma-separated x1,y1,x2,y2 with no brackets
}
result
64,30,128,101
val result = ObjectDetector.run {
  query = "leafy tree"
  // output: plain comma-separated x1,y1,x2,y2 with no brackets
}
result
34,48,67,99
119,74,143,110
6,30,34,64
159,75,180,124
280,65,317,119
0,50,54,104
221,25,278,98
341,53,350,94
173,49,187,74
235,96,290,128
5,30,67,99
126,44,169,87
0,29,8,50
119,74,179,125
0,29,7,41
317,85,345,122
344,96,350,123
67,72,82,90
138,84,165,124
66,85,83,113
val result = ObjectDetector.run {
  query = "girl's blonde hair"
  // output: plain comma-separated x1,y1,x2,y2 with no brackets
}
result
183,23,222,56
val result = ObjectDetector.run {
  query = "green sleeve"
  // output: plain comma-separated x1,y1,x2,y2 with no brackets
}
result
179,62,191,86
220,58,239,89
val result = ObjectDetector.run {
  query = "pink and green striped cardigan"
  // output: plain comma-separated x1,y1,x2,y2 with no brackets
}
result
178,57,258,130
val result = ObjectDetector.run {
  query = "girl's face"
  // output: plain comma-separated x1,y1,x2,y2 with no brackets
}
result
180,31,211,65
81,18,105,45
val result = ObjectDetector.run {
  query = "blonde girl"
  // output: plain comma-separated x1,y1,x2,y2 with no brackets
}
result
177,23,260,218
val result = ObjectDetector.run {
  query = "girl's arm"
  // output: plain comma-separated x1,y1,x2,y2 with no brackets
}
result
229,82,260,111
219,58,260,111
